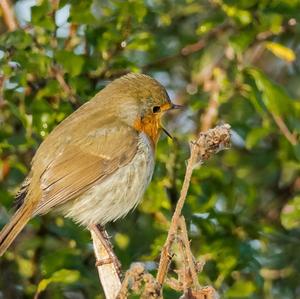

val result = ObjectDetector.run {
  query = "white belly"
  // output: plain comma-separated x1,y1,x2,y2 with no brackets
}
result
62,133,155,226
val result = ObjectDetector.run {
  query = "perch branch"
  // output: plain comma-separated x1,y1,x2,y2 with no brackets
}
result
156,124,231,286
90,225,122,299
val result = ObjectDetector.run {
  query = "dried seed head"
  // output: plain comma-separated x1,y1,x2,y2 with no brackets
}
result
191,124,231,165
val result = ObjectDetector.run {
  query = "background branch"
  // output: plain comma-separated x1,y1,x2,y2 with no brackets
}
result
271,112,297,146
0,0,17,31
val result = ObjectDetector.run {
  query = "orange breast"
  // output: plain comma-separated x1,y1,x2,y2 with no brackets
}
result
133,115,161,146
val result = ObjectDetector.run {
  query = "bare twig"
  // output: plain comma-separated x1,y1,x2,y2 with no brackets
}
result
177,234,189,291
200,87,219,132
142,23,231,71
156,124,231,288
52,67,77,103
0,0,17,32
179,286,219,299
65,24,79,50
90,225,122,299
271,112,298,146
117,263,160,299
178,216,200,289
165,277,183,292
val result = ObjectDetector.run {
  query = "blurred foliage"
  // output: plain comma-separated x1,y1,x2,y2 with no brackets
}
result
0,0,300,298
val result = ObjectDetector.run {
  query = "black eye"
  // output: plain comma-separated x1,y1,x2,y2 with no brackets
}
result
152,106,161,113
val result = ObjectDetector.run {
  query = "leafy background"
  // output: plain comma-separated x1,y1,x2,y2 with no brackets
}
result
0,0,300,298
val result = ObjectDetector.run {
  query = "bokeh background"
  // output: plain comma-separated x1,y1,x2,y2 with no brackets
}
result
0,0,300,298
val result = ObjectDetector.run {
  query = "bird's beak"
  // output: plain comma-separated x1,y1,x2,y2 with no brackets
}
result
160,102,183,139
160,102,184,112
170,103,184,110
161,126,173,139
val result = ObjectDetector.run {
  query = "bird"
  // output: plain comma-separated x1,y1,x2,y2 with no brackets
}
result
0,73,181,256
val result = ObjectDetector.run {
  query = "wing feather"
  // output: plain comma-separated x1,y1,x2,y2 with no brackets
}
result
33,122,138,215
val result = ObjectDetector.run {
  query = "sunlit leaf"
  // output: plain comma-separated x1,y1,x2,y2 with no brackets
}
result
265,42,296,62
226,280,256,297
248,68,293,116
36,269,80,294
281,196,300,229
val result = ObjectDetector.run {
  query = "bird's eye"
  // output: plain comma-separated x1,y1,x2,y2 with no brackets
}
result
152,106,161,113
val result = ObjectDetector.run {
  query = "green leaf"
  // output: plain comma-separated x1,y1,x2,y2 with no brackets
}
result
1,30,33,50
31,0,55,30
281,196,300,229
279,161,300,187
31,0,51,22
229,30,256,53
294,143,300,161
55,51,84,76
245,127,269,149
221,4,252,25
69,0,96,24
248,68,293,116
14,52,51,76
7,102,29,129
36,269,80,294
127,32,153,51
258,12,283,34
226,280,256,298
36,80,61,100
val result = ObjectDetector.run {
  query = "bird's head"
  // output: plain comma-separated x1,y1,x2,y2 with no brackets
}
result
106,73,181,145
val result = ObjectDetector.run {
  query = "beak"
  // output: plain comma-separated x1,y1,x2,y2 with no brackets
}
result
161,126,173,139
160,102,184,112
171,103,184,110
159,102,183,139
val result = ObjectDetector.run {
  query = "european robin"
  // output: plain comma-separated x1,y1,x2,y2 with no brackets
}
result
0,73,181,255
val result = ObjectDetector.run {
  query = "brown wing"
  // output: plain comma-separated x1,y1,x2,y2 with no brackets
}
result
33,122,138,215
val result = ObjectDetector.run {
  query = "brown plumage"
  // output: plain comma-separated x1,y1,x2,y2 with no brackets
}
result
0,73,178,256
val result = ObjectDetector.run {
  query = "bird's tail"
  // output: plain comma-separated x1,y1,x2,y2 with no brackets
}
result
0,178,41,257
0,203,34,256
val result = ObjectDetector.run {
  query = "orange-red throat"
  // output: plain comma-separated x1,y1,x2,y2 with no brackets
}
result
133,114,161,146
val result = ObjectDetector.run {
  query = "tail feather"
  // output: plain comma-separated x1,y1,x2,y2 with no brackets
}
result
0,203,33,256
0,174,40,256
